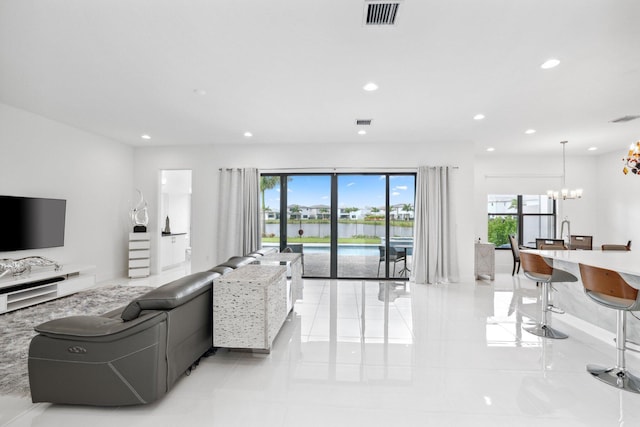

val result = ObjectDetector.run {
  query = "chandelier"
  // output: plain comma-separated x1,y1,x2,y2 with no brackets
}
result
547,141,583,200
622,141,640,175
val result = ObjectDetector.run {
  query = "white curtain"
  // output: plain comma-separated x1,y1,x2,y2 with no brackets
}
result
216,168,260,261
411,166,459,284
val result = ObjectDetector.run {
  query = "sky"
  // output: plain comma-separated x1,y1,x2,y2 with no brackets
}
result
263,174,415,211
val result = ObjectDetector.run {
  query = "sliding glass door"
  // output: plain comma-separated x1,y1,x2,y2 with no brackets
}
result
285,175,331,277
261,172,415,279
336,175,386,277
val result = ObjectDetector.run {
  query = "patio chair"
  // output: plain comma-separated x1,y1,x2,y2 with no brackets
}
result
377,246,405,277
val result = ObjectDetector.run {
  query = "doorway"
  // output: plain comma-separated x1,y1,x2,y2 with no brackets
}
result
160,170,192,271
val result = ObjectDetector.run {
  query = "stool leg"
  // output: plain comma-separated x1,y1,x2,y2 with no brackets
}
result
524,281,568,339
587,310,640,393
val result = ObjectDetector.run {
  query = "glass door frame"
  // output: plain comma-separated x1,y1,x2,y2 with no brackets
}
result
262,171,416,280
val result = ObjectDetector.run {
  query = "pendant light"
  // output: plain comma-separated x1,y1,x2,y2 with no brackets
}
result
547,141,583,200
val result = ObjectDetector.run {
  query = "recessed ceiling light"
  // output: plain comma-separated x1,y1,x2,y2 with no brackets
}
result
588,146,598,151
358,130,367,135
193,89,207,96
541,58,560,69
486,147,495,152
525,129,536,134
141,134,151,140
474,114,485,120
363,82,378,91
243,132,253,138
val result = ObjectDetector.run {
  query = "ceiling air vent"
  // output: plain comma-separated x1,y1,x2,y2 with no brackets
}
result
610,115,640,123
364,2,400,26
356,119,372,125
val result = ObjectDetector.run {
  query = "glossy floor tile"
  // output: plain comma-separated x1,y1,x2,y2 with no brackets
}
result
2,272,640,426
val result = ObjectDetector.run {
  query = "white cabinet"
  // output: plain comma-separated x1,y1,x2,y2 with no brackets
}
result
0,264,95,314
475,242,495,280
129,232,151,278
161,233,188,270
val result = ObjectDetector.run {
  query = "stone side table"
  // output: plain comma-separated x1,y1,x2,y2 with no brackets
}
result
474,242,495,280
213,264,287,352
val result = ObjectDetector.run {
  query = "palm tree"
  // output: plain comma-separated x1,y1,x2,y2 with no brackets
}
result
260,176,279,213
289,204,303,237
260,177,279,237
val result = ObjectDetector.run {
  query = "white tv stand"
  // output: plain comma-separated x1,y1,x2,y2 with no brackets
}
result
0,264,95,314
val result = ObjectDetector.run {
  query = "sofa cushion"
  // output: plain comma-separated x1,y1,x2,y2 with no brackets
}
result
218,256,256,269
121,271,216,321
255,247,278,255
208,265,233,275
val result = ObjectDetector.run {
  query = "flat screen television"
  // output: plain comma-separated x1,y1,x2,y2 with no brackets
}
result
0,195,67,252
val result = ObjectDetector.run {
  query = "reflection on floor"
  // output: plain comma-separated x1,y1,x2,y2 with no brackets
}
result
302,253,412,279
2,270,640,426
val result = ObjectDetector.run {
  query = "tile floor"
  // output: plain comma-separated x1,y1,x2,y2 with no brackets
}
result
2,269,640,426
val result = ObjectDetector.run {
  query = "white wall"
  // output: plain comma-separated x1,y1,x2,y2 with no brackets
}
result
0,103,133,282
133,146,217,274
134,141,476,280
594,149,640,247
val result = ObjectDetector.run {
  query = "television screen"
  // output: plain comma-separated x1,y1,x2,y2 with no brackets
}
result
1,196,66,252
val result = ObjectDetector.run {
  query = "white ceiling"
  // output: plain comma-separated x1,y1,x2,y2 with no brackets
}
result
1,0,639,156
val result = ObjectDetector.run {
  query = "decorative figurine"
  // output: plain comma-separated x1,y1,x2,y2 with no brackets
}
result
163,216,171,235
130,189,149,232
0,256,61,278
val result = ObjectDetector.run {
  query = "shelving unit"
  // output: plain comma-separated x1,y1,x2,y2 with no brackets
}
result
0,264,95,314
129,232,151,278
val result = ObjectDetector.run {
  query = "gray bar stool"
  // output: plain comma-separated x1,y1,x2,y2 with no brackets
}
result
520,252,577,339
578,263,640,393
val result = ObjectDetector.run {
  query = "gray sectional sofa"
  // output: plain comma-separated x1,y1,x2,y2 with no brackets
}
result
27,247,277,406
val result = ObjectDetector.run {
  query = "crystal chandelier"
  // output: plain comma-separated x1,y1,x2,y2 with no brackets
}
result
547,141,583,200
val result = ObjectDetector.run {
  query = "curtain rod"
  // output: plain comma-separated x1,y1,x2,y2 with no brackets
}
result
258,166,458,173
220,166,459,173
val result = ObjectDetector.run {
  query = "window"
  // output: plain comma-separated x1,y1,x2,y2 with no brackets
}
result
487,195,556,248
261,172,416,279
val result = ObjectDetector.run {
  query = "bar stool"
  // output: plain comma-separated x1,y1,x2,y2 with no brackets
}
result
578,263,640,393
520,252,578,339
